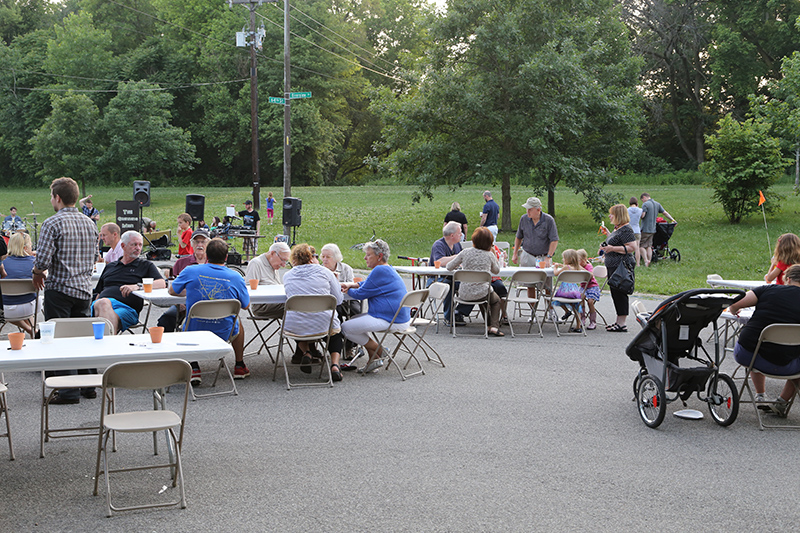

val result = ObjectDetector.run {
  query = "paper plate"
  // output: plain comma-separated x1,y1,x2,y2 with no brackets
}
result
673,409,704,420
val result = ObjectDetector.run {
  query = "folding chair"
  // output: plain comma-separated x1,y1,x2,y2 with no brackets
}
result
0,279,40,338
0,377,13,460
735,324,800,430
371,289,429,380
505,270,547,338
243,307,281,364
41,318,114,458
409,282,448,366
273,294,337,389
451,271,492,338
543,270,592,337
93,359,192,517
591,264,609,327
183,299,241,400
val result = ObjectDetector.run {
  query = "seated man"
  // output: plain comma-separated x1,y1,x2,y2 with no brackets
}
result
245,241,290,319
170,238,251,381
99,222,123,263
428,221,472,325
156,228,210,333
92,231,165,333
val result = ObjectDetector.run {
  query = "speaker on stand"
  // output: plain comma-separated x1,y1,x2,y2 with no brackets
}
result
185,194,205,228
282,197,302,246
133,181,150,207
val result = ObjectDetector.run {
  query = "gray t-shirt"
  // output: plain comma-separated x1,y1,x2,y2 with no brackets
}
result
640,199,664,234
515,213,559,256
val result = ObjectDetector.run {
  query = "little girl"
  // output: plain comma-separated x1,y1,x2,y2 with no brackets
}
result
765,233,800,285
577,249,600,330
552,249,583,324
266,192,275,225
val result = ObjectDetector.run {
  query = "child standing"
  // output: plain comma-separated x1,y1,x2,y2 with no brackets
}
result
577,249,600,330
766,233,800,285
177,212,194,256
266,192,275,225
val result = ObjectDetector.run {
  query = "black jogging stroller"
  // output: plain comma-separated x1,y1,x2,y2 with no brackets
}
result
626,289,745,428
651,222,680,263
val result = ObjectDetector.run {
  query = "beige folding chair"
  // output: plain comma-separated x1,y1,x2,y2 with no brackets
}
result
0,377,13,460
243,308,281,364
505,270,547,338
183,299,241,400
371,289,430,380
273,294,337,389
409,282,448,366
735,324,800,430
41,317,114,458
543,270,592,336
495,241,510,252
93,359,192,517
591,264,609,327
0,279,40,338
451,271,492,338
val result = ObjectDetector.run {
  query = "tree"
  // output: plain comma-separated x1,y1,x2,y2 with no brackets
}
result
700,115,789,224
372,0,642,226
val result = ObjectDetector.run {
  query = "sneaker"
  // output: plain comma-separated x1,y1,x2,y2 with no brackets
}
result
233,364,250,379
191,369,202,386
770,397,790,417
357,357,384,374
586,321,597,330
754,393,767,403
453,313,466,325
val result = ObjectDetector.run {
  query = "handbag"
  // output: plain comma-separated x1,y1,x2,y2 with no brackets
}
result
608,255,635,295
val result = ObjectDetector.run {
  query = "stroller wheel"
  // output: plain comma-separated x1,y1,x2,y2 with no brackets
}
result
632,369,645,400
707,373,739,427
637,375,666,428
669,248,681,262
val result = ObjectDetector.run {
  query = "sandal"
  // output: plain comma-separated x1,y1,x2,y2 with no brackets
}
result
488,328,505,337
300,351,313,374
330,364,342,382
606,323,627,333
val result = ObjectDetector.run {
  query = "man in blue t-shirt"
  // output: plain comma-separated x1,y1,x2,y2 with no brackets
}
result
170,238,251,381
480,190,500,237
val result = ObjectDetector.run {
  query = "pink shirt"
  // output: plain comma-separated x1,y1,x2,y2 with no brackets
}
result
105,241,123,263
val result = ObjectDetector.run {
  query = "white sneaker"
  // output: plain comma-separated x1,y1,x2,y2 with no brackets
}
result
754,393,767,403
357,357,384,374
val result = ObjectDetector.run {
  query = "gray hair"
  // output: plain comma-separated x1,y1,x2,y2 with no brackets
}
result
364,239,390,262
269,241,291,254
443,221,461,237
120,230,141,245
321,243,343,262
483,190,492,199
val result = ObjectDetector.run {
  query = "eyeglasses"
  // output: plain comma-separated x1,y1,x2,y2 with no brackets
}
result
312,254,319,259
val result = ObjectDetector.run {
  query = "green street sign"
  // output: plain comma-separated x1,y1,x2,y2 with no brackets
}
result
290,92,312,99
268,96,285,104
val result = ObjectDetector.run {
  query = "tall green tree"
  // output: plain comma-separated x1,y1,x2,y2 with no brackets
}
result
372,0,642,226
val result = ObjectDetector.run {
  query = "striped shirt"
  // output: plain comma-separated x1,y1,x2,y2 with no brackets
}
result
34,207,99,300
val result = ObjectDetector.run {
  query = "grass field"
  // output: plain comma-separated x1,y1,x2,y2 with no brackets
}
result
3,183,798,295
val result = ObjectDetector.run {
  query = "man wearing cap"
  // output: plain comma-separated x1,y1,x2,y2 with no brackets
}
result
246,241,290,319
480,191,500,237
512,197,559,299
99,223,123,263
238,199,261,260
156,228,210,335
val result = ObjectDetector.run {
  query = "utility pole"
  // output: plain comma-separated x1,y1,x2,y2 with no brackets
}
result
282,0,291,238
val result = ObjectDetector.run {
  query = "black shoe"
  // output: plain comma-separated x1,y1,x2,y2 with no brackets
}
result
81,388,97,399
49,393,79,405
453,313,466,325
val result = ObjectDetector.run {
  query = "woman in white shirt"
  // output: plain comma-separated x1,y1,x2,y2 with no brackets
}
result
628,197,643,267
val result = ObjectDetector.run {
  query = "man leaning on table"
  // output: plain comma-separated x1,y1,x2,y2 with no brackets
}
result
170,238,251,382
156,228,210,334
512,197,559,302
32,177,100,404
429,221,472,326
245,241,290,319
92,231,165,334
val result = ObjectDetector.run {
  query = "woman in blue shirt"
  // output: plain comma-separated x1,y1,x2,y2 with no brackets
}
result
341,239,409,373
1,232,37,336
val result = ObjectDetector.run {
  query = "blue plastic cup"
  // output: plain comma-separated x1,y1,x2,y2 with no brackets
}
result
92,321,105,340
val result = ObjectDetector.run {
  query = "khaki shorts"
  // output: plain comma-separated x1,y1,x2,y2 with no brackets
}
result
640,232,654,248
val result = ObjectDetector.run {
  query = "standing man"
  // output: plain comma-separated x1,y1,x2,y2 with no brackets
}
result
429,221,472,325
639,192,676,267
32,177,99,404
170,238,251,380
79,195,101,224
99,223,123,263
246,241,290,319
512,197,559,300
480,190,500,237
237,199,261,260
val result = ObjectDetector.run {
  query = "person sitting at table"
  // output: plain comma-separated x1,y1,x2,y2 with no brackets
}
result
765,233,800,285
283,243,346,381
170,238,251,381
320,242,362,357
0,232,37,336
446,227,505,337
99,223,123,264
92,231,165,334
156,228,210,336
341,239,409,374
245,241,291,320
429,221,472,326
729,264,800,416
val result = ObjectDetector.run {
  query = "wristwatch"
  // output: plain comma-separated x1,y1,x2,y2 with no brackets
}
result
546,254,553,258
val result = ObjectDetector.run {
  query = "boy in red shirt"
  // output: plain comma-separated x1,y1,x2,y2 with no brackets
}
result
177,213,194,256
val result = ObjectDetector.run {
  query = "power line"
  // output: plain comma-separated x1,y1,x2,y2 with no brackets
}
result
10,78,249,93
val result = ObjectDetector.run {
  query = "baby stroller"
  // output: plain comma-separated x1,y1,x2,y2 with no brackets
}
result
626,288,745,428
651,222,680,263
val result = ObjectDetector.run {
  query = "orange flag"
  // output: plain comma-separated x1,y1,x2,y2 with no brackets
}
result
758,190,766,206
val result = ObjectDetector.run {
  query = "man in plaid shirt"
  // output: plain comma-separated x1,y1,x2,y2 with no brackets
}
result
33,177,99,404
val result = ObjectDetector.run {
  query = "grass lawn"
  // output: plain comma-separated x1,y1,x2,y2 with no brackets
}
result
3,183,798,295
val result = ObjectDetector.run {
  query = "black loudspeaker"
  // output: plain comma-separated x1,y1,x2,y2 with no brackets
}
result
133,180,150,207
283,197,302,227
185,194,205,221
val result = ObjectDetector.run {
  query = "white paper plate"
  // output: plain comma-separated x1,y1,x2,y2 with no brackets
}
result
673,409,704,420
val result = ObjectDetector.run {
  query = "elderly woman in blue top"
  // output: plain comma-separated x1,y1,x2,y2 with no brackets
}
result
283,243,345,382
341,239,409,374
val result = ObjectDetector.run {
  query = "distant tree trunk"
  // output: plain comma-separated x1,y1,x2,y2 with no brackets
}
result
501,174,512,231
795,145,799,190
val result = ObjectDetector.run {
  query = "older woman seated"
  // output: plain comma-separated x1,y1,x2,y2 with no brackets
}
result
341,239,409,373
282,243,346,381
446,226,505,336
0,232,37,336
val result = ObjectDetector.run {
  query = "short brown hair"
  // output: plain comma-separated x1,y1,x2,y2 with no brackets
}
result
177,213,192,224
50,177,79,206
290,243,313,266
785,264,800,285
609,204,630,225
471,226,493,251
206,238,229,263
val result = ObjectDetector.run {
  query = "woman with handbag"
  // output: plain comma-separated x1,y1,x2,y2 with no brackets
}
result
599,204,637,332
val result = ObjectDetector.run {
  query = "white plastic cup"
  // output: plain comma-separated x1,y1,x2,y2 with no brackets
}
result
142,277,154,293
40,321,56,344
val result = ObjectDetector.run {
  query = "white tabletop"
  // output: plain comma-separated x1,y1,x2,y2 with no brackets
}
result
394,265,554,277
0,330,232,372
706,279,765,290
133,284,287,306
